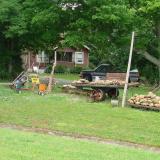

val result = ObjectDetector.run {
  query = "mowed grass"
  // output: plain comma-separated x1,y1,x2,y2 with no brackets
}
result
0,128,160,160
55,73,79,80
0,85,160,147
40,73,79,81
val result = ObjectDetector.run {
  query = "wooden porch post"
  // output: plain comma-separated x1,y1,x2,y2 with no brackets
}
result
47,47,58,93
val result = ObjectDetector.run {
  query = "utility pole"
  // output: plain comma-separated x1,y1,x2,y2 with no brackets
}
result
122,32,135,108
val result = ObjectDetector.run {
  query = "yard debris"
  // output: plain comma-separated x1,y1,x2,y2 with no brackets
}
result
90,79,125,86
72,79,139,87
72,79,89,84
128,92,160,109
62,84,76,89
62,84,87,95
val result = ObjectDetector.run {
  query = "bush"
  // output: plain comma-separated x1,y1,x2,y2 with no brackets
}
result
55,65,66,73
0,70,11,80
140,65,159,84
70,66,83,74
44,65,52,73
89,63,95,69
45,65,67,74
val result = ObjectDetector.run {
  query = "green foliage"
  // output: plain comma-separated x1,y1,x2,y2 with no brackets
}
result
55,65,66,73
0,0,159,83
45,64,67,74
0,70,10,80
70,66,83,74
45,65,85,74
140,63,159,84
44,65,52,73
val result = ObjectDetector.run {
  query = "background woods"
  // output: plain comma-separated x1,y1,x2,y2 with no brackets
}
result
0,0,159,83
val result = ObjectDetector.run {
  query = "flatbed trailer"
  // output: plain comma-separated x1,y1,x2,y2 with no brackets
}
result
72,83,120,101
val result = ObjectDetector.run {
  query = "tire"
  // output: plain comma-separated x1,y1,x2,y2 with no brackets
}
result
90,89,106,101
85,75,92,81
108,89,119,98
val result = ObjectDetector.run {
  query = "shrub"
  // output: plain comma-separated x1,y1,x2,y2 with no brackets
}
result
55,65,66,73
44,65,52,73
89,63,95,69
70,66,83,74
45,65,67,74
0,70,10,80
140,65,159,84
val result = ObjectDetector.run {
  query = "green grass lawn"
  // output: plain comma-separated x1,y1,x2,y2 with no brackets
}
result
40,73,79,81
0,128,160,160
0,85,160,147
55,73,79,80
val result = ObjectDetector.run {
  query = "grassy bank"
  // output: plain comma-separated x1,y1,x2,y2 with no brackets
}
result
40,73,79,81
0,128,160,160
0,85,160,147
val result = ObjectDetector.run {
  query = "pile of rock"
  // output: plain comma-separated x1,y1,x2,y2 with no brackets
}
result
128,92,160,108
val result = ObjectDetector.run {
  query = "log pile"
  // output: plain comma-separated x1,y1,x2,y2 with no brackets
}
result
72,79,139,87
72,79,125,86
72,79,89,84
90,79,125,86
128,92,160,109
62,84,76,90
62,84,88,95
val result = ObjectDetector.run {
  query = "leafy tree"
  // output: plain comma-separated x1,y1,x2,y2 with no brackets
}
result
137,0,160,84
0,0,62,79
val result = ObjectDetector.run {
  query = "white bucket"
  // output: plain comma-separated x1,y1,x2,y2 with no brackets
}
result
111,99,119,106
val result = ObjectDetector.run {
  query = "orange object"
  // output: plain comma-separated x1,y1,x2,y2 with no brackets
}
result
39,84,47,92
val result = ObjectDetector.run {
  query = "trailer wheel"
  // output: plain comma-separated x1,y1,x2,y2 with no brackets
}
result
90,89,106,101
84,75,92,82
108,89,119,98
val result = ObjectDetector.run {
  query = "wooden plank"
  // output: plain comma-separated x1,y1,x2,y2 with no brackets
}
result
72,82,139,88
72,83,119,88
106,73,126,81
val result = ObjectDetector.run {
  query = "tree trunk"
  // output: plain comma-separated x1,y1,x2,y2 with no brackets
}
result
142,51,160,68
143,51,160,85
158,66,160,86
8,58,12,74
155,21,160,85
8,39,14,74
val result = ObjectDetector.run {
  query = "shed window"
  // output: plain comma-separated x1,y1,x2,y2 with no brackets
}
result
57,52,72,62
36,51,49,63
75,52,84,64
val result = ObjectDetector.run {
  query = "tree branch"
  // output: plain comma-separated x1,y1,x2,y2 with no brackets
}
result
143,51,160,67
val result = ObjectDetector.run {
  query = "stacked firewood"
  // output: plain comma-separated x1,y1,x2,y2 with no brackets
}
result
128,92,160,108
90,79,125,86
72,79,125,85
72,79,89,84
72,79,139,87
62,84,76,89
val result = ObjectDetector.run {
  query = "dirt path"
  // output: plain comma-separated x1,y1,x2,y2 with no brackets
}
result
0,124,160,153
